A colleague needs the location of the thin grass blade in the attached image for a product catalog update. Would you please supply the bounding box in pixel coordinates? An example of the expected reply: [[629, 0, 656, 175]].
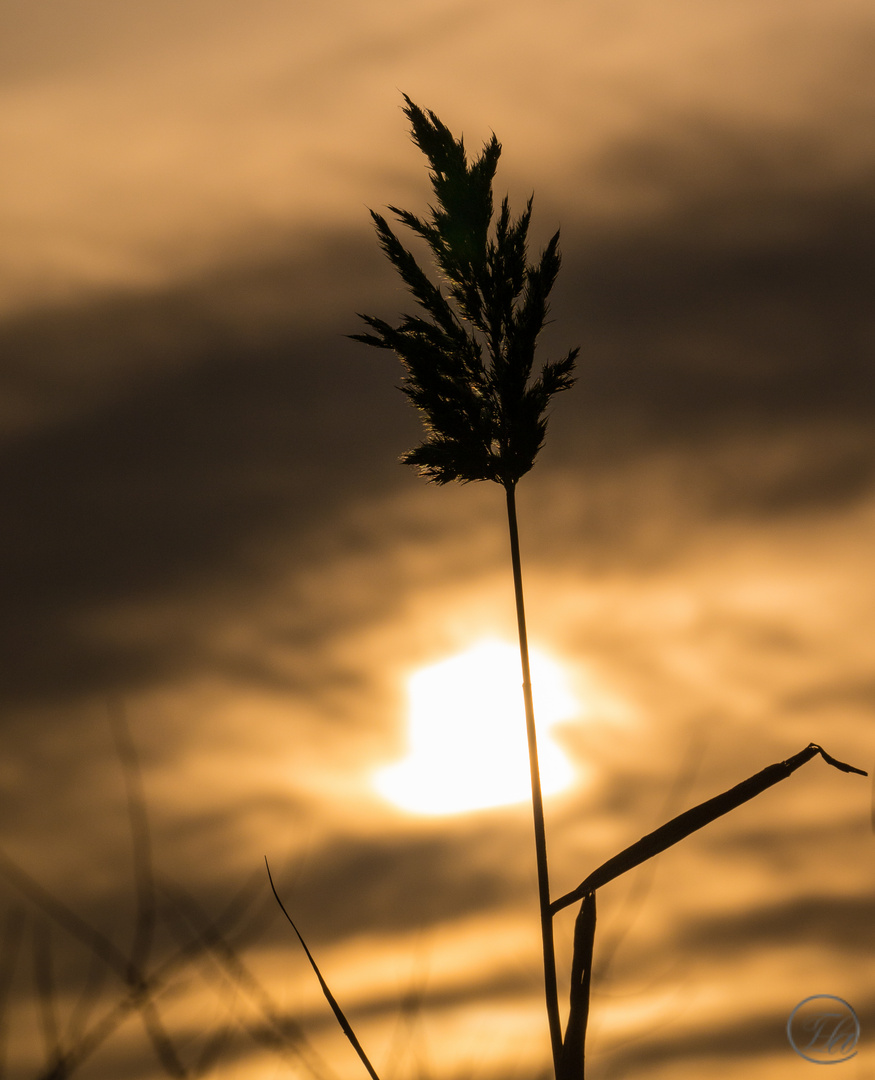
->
[[107, 699, 157, 982], [33, 921, 63, 1074], [552, 744, 867, 914], [265, 859, 382, 1080], [557, 891, 596, 1080]]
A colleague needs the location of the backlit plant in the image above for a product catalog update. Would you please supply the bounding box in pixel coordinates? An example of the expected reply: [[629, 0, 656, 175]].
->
[[273, 96, 869, 1080]]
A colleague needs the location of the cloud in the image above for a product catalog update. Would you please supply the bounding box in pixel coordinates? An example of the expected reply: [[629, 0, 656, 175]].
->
[[2, 0, 872, 316], [2, 8, 874, 1075], [2, 136, 873, 714]]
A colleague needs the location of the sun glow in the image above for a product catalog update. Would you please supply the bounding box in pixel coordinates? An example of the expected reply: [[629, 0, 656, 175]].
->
[[374, 639, 579, 815]]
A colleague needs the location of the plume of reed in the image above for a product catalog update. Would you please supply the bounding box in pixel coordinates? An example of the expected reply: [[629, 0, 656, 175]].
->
[[351, 94, 579, 1070], [351, 95, 577, 489]]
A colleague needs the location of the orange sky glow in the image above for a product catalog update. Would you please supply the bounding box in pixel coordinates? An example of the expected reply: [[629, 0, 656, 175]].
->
[[1, 2, 873, 1079]]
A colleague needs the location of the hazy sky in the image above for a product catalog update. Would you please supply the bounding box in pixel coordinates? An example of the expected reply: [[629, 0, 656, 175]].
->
[[1, 2, 874, 1079]]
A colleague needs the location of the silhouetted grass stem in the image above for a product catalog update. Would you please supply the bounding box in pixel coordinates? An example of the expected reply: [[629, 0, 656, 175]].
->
[[557, 891, 596, 1080], [505, 483, 562, 1071], [266, 859, 382, 1080]]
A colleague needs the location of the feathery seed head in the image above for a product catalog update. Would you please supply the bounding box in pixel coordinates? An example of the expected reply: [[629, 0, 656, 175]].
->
[[351, 95, 579, 488]]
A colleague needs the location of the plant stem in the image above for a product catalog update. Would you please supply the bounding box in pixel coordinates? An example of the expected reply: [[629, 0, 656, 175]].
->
[[558, 891, 596, 1080], [504, 483, 562, 1075]]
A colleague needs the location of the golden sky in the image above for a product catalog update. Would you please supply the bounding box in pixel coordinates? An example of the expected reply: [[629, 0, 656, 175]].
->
[[1, 2, 873, 1079]]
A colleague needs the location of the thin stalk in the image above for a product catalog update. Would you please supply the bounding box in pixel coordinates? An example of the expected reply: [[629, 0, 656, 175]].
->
[[558, 892, 596, 1080], [505, 483, 562, 1074], [266, 860, 382, 1080], [107, 699, 156, 985]]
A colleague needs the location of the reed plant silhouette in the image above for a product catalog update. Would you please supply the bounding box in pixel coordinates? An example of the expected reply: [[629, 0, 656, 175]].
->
[[352, 95, 578, 1070], [4, 99, 864, 1080], [339, 95, 869, 1080]]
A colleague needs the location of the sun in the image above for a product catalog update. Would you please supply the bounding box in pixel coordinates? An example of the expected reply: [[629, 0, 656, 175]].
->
[[374, 638, 579, 815]]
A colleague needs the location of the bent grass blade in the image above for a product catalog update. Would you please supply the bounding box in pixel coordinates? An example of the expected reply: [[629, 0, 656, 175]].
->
[[266, 859, 382, 1080], [552, 743, 867, 915], [555, 744, 868, 1080]]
